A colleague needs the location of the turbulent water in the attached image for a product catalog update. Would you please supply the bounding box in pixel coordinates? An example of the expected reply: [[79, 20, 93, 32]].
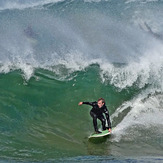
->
[[0, 0, 163, 162]]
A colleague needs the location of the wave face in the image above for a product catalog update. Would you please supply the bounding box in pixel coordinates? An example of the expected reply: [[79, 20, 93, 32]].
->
[[0, 0, 163, 162]]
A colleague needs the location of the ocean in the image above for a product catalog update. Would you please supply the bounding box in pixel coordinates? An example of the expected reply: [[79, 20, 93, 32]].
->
[[0, 0, 163, 162]]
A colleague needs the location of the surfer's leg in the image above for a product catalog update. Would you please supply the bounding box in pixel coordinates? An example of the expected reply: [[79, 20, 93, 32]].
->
[[90, 111, 98, 132], [98, 115, 106, 131]]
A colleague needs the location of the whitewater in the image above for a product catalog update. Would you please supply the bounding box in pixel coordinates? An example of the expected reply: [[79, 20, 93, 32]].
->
[[0, 0, 163, 162]]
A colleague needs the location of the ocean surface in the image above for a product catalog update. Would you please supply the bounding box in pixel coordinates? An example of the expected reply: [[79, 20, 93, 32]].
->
[[0, 0, 163, 162]]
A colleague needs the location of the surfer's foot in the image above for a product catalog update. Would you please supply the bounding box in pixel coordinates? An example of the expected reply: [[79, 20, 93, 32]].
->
[[95, 131, 102, 134]]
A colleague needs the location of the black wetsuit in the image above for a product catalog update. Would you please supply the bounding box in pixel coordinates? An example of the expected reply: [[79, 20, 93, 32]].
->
[[83, 101, 111, 132]]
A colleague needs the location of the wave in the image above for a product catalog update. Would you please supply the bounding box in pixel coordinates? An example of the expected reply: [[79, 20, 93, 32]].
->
[[0, 0, 162, 75], [111, 92, 163, 141], [0, 0, 163, 161], [1, 65, 163, 161], [1, 39, 163, 88]]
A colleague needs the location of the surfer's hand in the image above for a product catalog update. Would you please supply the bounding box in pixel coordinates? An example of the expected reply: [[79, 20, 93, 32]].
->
[[78, 102, 83, 106]]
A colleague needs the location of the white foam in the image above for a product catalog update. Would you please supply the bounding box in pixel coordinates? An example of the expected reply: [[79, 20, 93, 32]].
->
[[111, 90, 163, 142], [0, 60, 35, 81], [99, 39, 163, 91], [0, 0, 65, 11], [17, 61, 35, 81], [0, 62, 13, 74]]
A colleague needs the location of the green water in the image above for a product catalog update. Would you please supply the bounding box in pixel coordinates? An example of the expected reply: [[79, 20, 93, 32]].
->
[[0, 65, 142, 162]]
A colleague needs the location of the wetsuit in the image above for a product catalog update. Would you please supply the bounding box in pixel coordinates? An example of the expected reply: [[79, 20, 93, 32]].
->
[[83, 101, 111, 132]]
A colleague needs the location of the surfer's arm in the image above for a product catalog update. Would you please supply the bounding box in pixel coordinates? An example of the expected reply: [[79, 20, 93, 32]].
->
[[78, 101, 95, 106]]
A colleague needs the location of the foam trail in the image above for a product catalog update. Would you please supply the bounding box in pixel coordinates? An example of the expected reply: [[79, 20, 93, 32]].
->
[[111, 89, 163, 142]]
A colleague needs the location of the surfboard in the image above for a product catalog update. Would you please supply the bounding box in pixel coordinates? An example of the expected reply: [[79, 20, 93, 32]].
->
[[88, 130, 111, 139]]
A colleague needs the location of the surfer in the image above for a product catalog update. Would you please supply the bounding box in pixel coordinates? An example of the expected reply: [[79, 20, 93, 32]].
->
[[78, 98, 111, 134]]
